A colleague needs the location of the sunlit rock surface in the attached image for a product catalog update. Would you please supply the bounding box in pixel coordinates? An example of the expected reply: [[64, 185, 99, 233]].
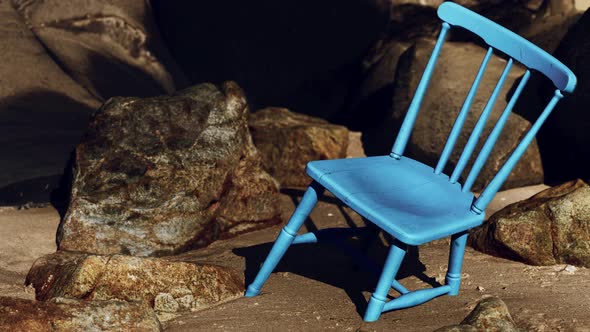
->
[[471, 180, 590, 267], [363, 39, 543, 191], [249, 107, 349, 188], [0, 296, 162, 331], [435, 297, 522, 332], [58, 82, 281, 256], [25, 251, 243, 321]]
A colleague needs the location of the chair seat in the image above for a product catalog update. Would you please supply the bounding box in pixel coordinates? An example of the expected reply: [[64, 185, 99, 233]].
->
[[306, 155, 485, 245]]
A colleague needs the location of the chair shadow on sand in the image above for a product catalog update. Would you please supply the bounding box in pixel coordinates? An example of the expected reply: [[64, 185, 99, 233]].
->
[[233, 188, 442, 318]]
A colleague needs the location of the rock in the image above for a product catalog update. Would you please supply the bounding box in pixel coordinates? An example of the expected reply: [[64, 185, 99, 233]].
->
[[249, 107, 349, 188], [435, 297, 522, 332], [360, 40, 410, 96], [12, 0, 187, 100], [352, 0, 554, 130], [347, 131, 367, 158], [347, 41, 411, 130], [25, 251, 244, 320], [0, 0, 100, 204], [0, 296, 161, 331], [546, 0, 577, 15], [470, 180, 590, 267], [520, 11, 582, 53], [154, 293, 180, 313], [534, 8, 590, 184], [376, 0, 544, 43], [57, 82, 281, 256], [364, 39, 543, 191]]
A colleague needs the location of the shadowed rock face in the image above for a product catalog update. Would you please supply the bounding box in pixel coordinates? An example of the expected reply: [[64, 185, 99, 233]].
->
[[249, 107, 349, 188], [57, 82, 281, 256], [0, 1, 100, 201], [1, 0, 190, 205], [363, 0, 552, 67], [379, 0, 567, 42], [0, 296, 162, 331], [470, 180, 590, 267], [535, 8, 590, 184], [12, 0, 187, 100], [363, 39, 543, 191], [25, 251, 243, 321], [435, 297, 522, 332]]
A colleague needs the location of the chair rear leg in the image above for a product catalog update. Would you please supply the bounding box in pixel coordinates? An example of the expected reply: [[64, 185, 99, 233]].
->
[[446, 231, 468, 296], [364, 240, 407, 322], [245, 181, 324, 297]]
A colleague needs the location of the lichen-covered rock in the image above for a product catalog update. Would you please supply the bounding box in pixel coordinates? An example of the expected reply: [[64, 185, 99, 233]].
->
[[249, 107, 349, 188], [364, 39, 543, 191], [0, 0, 100, 203], [25, 251, 244, 321], [0, 296, 162, 331], [435, 297, 522, 332], [57, 82, 281, 256], [12, 0, 187, 100], [470, 180, 590, 267]]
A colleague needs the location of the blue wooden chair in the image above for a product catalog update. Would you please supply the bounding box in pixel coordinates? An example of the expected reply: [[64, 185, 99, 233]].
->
[[245, 2, 577, 322]]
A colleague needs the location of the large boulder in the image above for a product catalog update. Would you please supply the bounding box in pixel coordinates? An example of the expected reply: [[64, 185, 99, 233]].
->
[[11, 0, 187, 100], [0, 296, 161, 331], [519, 10, 582, 53], [0, 0, 100, 204], [435, 297, 522, 332], [470, 180, 590, 267], [25, 251, 243, 320], [363, 39, 543, 191], [349, 0, 574, 130], [371, 0, 549, 47], [57, 82, 282, 256], [249, 107, 349, 188], [346, 41, 411, 130]]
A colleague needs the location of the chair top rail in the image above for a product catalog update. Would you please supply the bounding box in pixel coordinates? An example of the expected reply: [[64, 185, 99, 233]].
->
[[437, 2, 576, 93]]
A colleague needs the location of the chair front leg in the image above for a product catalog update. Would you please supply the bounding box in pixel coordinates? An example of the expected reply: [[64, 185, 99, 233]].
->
[[245, 181, 324, 297], [364, 240, 407, 322], [446, 231, 468, 296]]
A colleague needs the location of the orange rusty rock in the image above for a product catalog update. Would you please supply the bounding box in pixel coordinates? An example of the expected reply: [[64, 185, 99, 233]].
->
[[26, 251, 244, 320], [0, 296, 161, 331]]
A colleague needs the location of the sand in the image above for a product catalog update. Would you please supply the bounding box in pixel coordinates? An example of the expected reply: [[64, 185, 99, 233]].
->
[[1, 185, 589, 331]]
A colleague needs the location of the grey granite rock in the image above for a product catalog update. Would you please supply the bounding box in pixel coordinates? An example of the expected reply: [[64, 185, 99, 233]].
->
[[57, 82, 281, 256]]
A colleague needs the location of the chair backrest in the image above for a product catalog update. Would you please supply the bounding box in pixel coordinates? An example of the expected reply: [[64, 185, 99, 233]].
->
[[389, 2, 577, 214]]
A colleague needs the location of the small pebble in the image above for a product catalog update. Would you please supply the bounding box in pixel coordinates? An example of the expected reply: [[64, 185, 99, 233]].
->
[[564, 265, 577, 274]]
